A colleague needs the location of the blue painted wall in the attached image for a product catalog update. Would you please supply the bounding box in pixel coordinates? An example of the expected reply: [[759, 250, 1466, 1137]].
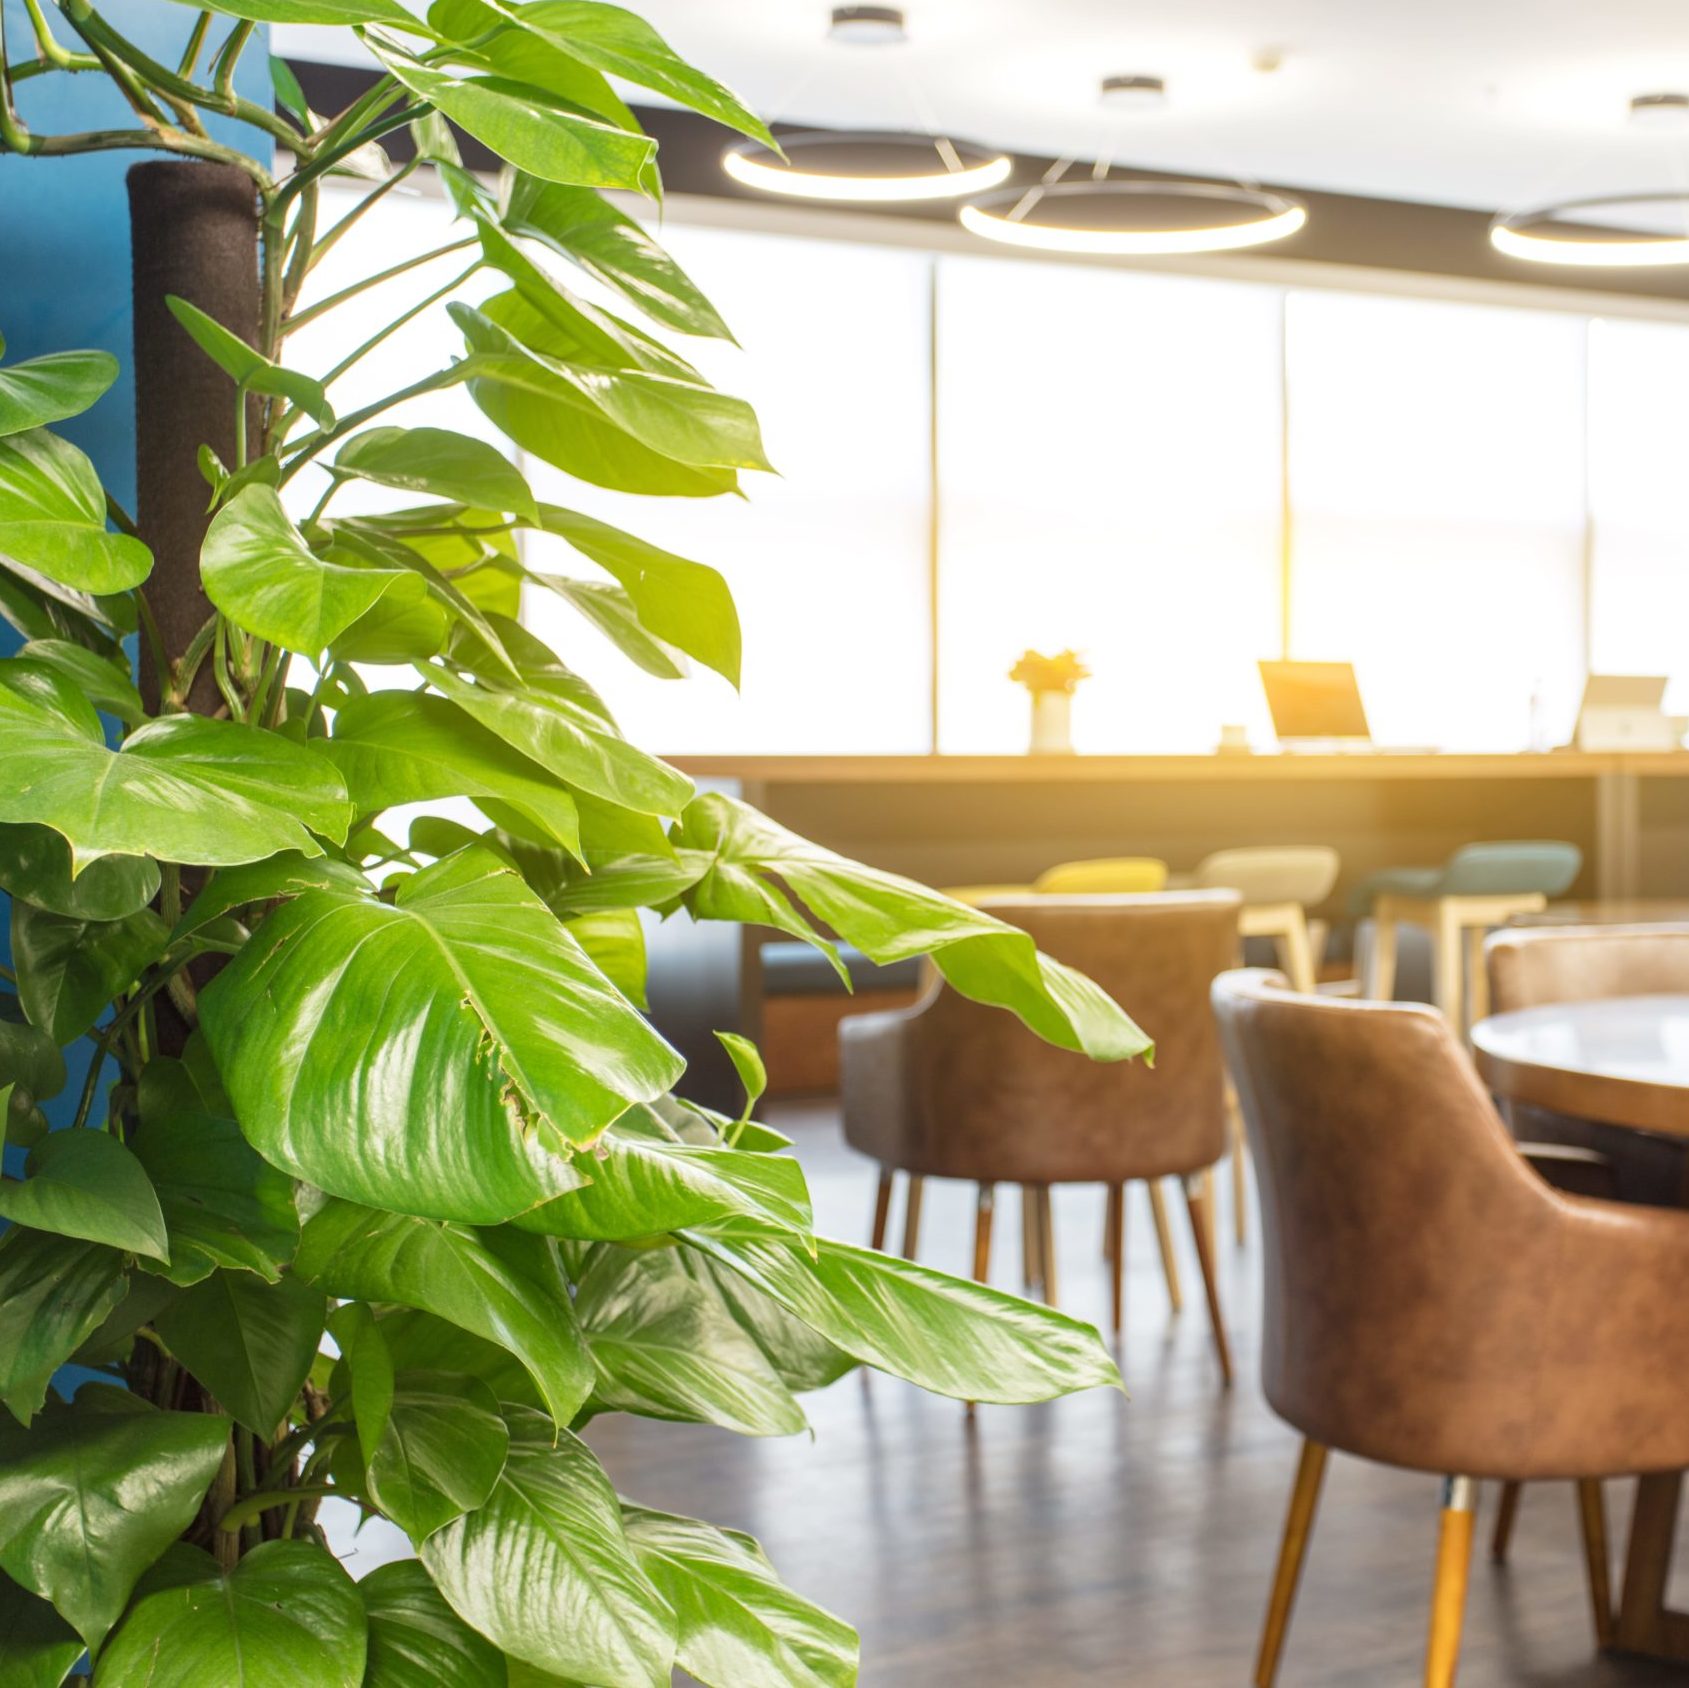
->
[[0, 8, 268, 1148]]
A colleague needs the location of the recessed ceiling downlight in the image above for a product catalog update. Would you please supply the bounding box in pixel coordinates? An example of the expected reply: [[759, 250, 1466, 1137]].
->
[[1490, 193, 1689, 268], [829, 5, 906, 44], [959, 179, 1308, 256], [723, 130, 1013, 203], [1100, 74, 1167, 111], [1630, 92, 1689, 129]]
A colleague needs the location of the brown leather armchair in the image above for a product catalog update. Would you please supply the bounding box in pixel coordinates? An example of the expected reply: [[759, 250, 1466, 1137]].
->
[[1213, 968, 1689, 1686], [841, 891, 1241, 1382]]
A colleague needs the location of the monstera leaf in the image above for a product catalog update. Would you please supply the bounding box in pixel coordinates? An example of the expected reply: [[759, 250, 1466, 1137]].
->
[[201, 847, 679, 1220]]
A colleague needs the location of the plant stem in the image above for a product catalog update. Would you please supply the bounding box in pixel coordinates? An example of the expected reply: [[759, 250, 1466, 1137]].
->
[[277, 365, 471, 483], [105, 490, 139, 536], [20, 0, 82, 68], [319, 261, 478, 387], [176, 10, 212, 78], [285, 236, 477, 332], [211, 18, 253, 106], [273, 100, 418, 211], [304, 159, 415, 276], [220, 1486, 335, 1536]]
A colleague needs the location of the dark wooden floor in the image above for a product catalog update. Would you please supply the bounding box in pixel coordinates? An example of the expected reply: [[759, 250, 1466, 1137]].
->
[[586, 1102, 1689, 1686]]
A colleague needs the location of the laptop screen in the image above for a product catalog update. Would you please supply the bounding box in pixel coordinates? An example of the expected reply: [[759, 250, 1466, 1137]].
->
[[1258, 660, 1372, 741]]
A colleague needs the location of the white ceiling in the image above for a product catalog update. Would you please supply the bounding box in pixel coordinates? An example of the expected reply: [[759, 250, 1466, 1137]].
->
[[278, 0, 1689, 215]]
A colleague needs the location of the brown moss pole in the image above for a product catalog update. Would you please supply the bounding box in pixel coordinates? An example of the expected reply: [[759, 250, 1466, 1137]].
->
[[126, 160, 260, 717]]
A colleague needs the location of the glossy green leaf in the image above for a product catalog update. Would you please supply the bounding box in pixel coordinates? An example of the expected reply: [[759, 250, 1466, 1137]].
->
[[375, 1309, 544, 1412], [0, 429, 151, 594], [0, 1231, 127, 1424], [0, 1130, 168, 1262], [0, 1397, 229, 1649], [165, 297, 335, 428], [202, 486, 400, 654], [333, 427, 537, 519], [270, 52, 310, 123], [545, 577, 685, 678], [327, 692, 580, 855], [93, 1540, 365, 1687], [365, 1370, 510, 1541], [13, 901, 167, 1043], [0, 1568, 84, 1688], [623, 1506, 856, 1688], [504, 1, 772, 146], [532, 505, 740, 686], [688, 1231, 1122, 1405], [517, 1113, 811, 1242], [70, 1271, 179, 1369], [0, 350, 117, 439], [715, 1032, 766, 1124], [575, 1244, 805, 1437], [678, 794, 1152, 1061], [201, 847, 675, 1218], [0, 823, 157, 921], [360, 1558, 506, 1688], [170, 851, 368, 942], [153, 1270, 325, 1435], [0, 1007, 66, 1104], [131, 1058, 299, 1287], [425, 662, 691, 819], [563, 905, 646, 1006], [452, 304, 737, 497], [455, 301, 768, 476], [15, 638, 144, 727], [294, 1200, 593, 1425], [0, 659, 351, 869], [689, 1252, 856, 1394], [365, 36, 657, 190], [420, 1410, 674, 1687], [502, 175, 733, 339], [185, 0, 416, 22]]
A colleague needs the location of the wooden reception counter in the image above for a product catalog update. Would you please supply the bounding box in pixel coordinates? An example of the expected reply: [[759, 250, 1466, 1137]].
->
[[668, 751, 1689, 908]]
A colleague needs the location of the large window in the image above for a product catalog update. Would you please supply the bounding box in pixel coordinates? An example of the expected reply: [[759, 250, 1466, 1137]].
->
[[286, 184, 1689, 756], [1285, 293, 1588, 750], [934, 256, 1282, 753], [1588, 317, 1689, 713]]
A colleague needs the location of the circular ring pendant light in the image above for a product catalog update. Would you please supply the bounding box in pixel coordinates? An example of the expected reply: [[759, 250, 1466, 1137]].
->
[[1490, 192, 1689, 269], [960, 177, 1308, 256], [724, 130, 1012, 203], [720, 7, 1013, 206]]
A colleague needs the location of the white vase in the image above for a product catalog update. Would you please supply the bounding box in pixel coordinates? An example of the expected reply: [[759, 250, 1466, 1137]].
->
[[1028, 689, 1074, 754]]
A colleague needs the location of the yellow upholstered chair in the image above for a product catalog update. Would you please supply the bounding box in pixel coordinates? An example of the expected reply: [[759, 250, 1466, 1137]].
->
[[1033, 857, 1169, 895]]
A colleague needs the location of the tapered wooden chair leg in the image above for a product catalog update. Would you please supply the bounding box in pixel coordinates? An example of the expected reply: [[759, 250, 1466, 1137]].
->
[[1576, 1479, 1615, 1650], [966, 1184, 997, 1420], [1254, 1440, 1329, 1688], [901, 1175, 924, 1261], [1425, 1477, 1477, 1688], [1021, 1184, 1043, 1298], [1489, 1481, 1520, 1563], [870, 1169, 894, 1251], [1147, 1181, 1183, 1313], [972, 1183, 995, 1284], [1185, 1175, 1232, 1386], [1104, 1182, 1125, 1335], [1037, 1185, 1059, 1306]]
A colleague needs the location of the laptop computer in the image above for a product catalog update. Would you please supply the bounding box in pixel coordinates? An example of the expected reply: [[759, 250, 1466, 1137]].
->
[[1258, 660, 1372, 748]]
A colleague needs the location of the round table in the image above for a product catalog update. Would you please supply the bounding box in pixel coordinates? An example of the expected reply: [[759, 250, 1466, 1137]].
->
[[1471, 993, 1689, 1140], [1472, 993, 1689, 1661]]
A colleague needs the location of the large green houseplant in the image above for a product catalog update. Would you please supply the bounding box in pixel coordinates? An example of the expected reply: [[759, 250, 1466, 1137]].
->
[[0, 3, 1150, 1682]]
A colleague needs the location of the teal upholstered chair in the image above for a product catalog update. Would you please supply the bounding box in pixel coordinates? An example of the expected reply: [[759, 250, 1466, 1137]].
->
[[1355, 842, 1582, 1032]]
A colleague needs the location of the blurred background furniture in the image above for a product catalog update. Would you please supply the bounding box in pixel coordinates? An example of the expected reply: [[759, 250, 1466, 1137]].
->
[[1355, 841, 1582, 1030], [840, 891, 1240, 1379], [1215, 970, 1689, 1685], [1032, 857, 1169, 894], [1471, 979, 1689, 1663]]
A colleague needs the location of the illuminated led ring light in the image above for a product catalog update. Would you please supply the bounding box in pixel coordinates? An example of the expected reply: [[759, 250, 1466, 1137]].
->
[[722, 130, 1013, 204], [959, 179, 1309, 256], [1491, 193, 1689, 268]]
